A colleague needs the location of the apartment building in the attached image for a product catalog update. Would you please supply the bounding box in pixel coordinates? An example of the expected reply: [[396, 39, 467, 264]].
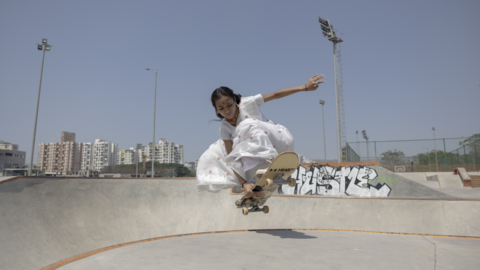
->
[[80, 139, 118, 173], [37, 132, 82, 175], [0, 141, 26, 170], [117, 149, 135, 165], [144, 138, 184, 164], [80, 142, 93, 172]]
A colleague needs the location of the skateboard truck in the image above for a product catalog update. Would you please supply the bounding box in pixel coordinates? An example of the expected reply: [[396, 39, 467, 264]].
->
[[238, 173, 296, 216], [242, 205, 269, 215], [236, 152, 299, 216]]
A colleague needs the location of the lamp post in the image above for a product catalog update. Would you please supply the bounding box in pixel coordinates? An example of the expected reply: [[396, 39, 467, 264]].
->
[[432, 127, 438, 172], [356, 130, 361, 161], [29, 39, 52, 176], [135, 143, 142, 178], [422, 147, 432, 172], [362, 130, 369, 160], [319, 100, 327, 161], [318, 16, 345, 162], [146, 68, 157, 178]]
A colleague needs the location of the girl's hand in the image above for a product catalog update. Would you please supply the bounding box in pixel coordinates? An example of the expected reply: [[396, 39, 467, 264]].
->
[[306, 74, 325, 91]]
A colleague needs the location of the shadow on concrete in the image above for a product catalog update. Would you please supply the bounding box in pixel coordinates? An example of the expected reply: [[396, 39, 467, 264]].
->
[[255, 230, 317, 239]]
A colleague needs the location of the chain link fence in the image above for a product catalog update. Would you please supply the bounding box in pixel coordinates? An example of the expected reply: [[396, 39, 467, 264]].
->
[[346, 137, 479, 172]]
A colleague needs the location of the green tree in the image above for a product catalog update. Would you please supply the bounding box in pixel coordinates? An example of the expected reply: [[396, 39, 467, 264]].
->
[[459, 133, 480, 157], [459, 133, 480, 146], [381, 149, 405, 166]]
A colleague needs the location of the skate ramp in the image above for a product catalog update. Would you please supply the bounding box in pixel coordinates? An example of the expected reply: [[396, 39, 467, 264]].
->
[[371, 165, 456, 198], [426, 172, 464, 189], [1, 177, 480, 270]]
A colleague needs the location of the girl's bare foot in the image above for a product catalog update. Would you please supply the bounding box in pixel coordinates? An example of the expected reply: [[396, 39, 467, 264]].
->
[[243, 182, 255, 197]]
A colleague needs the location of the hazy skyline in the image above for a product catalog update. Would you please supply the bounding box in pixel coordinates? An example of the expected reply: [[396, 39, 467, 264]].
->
[[1, 0, 479, 163]]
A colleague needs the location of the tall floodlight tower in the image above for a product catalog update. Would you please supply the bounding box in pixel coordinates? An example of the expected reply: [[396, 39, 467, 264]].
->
[[318, 16, 346, 162]]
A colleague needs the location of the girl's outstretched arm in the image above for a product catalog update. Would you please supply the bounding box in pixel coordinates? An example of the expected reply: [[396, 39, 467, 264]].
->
[[262, 74, 325, 103]]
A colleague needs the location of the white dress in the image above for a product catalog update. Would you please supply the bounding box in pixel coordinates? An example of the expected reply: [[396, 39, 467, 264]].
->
[[196, 94, 294, 192]]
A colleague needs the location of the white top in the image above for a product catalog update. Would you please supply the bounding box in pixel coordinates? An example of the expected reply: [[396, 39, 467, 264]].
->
[[219, 94, 269, 140]]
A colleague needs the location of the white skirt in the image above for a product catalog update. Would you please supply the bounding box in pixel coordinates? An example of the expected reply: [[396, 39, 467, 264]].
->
[[197, 118, 294, 192]]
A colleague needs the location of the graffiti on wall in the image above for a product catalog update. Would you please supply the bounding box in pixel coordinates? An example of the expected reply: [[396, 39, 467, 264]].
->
[[279, 165, 393, 197]]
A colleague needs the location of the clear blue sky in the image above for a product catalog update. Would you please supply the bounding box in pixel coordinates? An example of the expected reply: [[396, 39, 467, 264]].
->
[[1, 0, 479, 163]]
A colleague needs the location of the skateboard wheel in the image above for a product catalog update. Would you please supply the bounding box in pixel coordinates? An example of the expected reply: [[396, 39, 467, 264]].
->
[[288, 178, 296, 187], [256, 169, 267, 179], [242, 207, 249, 215], [235, 199, 242, 207], [265, 179, 273, 188], [263, 206, 269, 214]]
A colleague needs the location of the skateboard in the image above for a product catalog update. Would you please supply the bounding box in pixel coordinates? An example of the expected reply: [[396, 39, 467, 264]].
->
[[235, 151, 299, 215]]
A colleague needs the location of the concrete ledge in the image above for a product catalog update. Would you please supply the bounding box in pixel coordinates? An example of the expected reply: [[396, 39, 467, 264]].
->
[[1, 178, 480, 270]]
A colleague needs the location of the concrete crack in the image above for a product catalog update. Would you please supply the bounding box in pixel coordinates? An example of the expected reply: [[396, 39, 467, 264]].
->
[[441, 201, 448, 230], [423, 236, 437, 270]]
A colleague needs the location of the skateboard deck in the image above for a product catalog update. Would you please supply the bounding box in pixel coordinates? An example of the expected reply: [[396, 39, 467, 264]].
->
[[236, 151, 299, 215]]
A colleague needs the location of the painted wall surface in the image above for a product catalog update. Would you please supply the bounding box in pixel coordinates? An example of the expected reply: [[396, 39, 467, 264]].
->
[[279, 165, 397, 197]]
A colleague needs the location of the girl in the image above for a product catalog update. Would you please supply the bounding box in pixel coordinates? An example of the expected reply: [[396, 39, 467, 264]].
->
[[197, 74, 325, 196]]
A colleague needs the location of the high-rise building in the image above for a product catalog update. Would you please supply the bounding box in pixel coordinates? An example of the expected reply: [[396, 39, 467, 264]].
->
[[117, 149, 135, 165], [144, 138, 184, 164], [80, 139, 117, 173], [80, 142, 93, 172], [37, 132, 82, 175]]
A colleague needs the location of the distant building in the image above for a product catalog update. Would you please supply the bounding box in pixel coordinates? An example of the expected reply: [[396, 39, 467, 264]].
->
[[298, 154, 315, 164], [117, 149, 135, 165], [0, 141, 26, 170], [37, 132, 82, 175], [184, 162, 195, 170], [80, 139, 118, 173], [80, 142, 94, 172], [195, 158, 199, 171], [144, 138, 184, 164]]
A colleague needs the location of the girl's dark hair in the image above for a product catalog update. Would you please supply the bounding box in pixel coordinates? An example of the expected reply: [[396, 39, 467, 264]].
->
[[211, 86, 242, 120]]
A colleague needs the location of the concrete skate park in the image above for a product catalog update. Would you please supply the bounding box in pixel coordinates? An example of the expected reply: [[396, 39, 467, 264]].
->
[[1, 163, 480, 270]]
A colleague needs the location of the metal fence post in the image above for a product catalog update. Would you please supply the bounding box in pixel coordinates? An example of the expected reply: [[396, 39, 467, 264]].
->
[[464, 146, 468, 169], [374, 141, 377, 161], [457, 149, 460, 166], [346, 143, 350, 162], [443, 138, 447, 172], [475, 142, 478, 171]]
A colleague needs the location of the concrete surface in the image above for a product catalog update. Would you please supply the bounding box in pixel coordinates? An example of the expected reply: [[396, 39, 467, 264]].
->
[[396, 172, 427, 182], [0, 176, 17, 182], [370, 166, 455, 198], [397, 172, 441, 189], [58, 230, 480, 270], [1, 177, 480, 270]]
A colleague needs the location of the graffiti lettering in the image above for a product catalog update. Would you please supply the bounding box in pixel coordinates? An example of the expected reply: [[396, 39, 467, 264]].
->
[[279, 165, 392, 197]]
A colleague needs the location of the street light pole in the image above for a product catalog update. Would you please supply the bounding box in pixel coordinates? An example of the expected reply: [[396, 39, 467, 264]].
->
[[135, 149, 138, 178], [422, 147, 431, 172], [319, 100, 327, 161], [432, 127, 438, 172], [356, 130, 361, 160], [318, 16, 345, 162], [29, 39, 52, 176], [146, 68, 157, 178], [362, 130, 369, 161]]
